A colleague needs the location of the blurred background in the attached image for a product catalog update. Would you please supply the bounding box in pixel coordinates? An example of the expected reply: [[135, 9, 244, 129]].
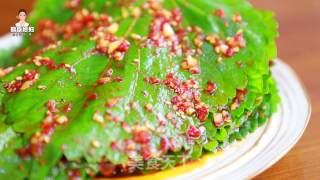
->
[[0, 0, 319, 179]]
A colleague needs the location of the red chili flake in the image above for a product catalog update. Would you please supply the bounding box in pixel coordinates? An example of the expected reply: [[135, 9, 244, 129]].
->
[[269, 60, 275, 66], [97, 77, 111, 85], [48, 63, 59, 70], [4, 69, 40, 93], [23, 70, 38, 80], [64, 0, 81, 9], [116, 41, 130, 52], [163, 73, 180, 92], [46, 100, 57, 113], [4, 81, 22, 93], [171, 119, 177, 127], [83, 14, 95, 26], [235, 88, 248, 101], [62, 103, 73, 113], [99, 14, 110, 24], [32, 20, 59, 46], [94, 25, 130, 61], [237, 88, 248, 96], [37, 57, 51, 65], [205, 80, 217, 95], [176, 102, 189, 112], [208, 31, 245, 58], [231, 88, 248, 110], [140, 145, 152, 160], [112, 76, 123, 82], [105, 98, 119, 108], [160, 137, 170, 153], [162, 73, 211, 122], [171, 8, 183, 25], [41, 122, 56, 135], [195, 106, 209, 121], [88, 93, 98, 100], [92, 82, 98, 88], [79, 34, 86, 39], [96, 42, 108, 54], [215, 9, 225, 19], [225, 48, 235, 57], [105, 68, 113, 77], [58, 47, 72, 54], [39, 58, 52, 66], [112, 115, 121, 122], [57, 63, 65, 69], [99, 162, 115, 177], [29, 143, 44, 157], [144, 76, 161, 85], [83, 101, 89, 108], [189, 67, 201, 74], [35, 57, 74, 73], [146, 7, 182, 54], [16, 147, 31, 159], [12, 81, 22, 89], [110, 141, 118, 150], [64, 20, 84, 40], [121, 121, 129, 130], [234, 32, 246, 48], [133, 130, 151, 144], [67, 169, 81, 180], [232, 14, 242, 23], [187, 125, 201, 138], [159, 119, 167, 126]]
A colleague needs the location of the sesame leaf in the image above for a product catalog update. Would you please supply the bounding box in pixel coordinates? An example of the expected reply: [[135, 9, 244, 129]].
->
[[0, 0, 279, 178]]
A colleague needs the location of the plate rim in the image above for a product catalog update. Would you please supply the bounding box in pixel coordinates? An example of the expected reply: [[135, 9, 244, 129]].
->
[[248, 60, 312, 178]]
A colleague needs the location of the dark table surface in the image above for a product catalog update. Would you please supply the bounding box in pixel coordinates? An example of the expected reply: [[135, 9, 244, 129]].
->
[[0, 0, 319, 179]]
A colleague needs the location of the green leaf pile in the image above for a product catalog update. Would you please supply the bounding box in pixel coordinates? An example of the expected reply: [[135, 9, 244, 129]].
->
[[0, 0, 280, 179]]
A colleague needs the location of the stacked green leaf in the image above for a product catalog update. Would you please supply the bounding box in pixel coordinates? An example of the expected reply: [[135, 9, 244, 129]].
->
[[0, 0, 279, 179]]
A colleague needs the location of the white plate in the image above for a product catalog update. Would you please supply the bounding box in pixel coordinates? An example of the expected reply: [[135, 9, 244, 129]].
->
[[0, 35, 311, 180]]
